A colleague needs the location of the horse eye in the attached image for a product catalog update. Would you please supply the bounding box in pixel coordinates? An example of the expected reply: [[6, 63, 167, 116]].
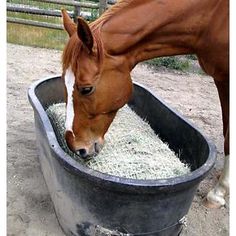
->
[[78, 86, 95, 96]]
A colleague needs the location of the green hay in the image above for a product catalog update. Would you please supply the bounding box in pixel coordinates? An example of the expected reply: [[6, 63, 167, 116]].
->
[[46, 103, 190, 179]]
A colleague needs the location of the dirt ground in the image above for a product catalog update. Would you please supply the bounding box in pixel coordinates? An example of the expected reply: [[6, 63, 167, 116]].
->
[[7, 43, 229, 236]]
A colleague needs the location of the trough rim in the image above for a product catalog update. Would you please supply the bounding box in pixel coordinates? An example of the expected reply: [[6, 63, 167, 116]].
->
[[28, 75, 216, 193]]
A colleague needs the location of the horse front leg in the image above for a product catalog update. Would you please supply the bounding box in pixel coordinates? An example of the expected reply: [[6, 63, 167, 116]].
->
[[205, 79, 229, 208], [205, 152, 229, 208]]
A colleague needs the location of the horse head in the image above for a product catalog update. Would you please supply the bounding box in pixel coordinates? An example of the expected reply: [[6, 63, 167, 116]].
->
[[61, 9, 133, 159]]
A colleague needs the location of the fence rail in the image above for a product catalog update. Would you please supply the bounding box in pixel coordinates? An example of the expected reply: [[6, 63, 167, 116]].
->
[[7, 16, 63, 30], [31, 0, 99, 9], [7, 0, 116, 30], [7, 4, 68, 18]]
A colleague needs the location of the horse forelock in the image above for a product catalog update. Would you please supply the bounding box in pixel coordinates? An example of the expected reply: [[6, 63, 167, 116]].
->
[[62, 28, 104, 74], [62, 35, 81, 73]]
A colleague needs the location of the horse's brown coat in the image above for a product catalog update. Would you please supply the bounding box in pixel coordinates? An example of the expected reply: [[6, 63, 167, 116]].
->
[[61, 0, 229, 207]]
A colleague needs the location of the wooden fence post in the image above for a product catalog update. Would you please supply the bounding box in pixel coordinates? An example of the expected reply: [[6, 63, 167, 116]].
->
[[74, 1, 81, 22], [99, 0, 107, 16]]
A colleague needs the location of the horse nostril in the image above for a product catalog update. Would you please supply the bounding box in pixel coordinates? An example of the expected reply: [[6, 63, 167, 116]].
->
[[77, 148, 88, 159], [94, 142, 100, 153]]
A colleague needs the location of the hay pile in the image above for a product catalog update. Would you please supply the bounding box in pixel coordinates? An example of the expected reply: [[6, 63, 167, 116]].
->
[[46, 103, 190, 179]]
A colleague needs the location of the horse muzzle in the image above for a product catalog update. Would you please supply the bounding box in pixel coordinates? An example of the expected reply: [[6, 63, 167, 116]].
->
[[76, 141, 103, 159], [65, 130, 104, 159]]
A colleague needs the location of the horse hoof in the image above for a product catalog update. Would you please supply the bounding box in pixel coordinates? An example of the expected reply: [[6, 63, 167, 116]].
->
[[203, 189, 226, 209], [203, 198, 224, 209]]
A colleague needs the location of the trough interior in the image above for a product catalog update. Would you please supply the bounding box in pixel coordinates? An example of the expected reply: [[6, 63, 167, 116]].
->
[[35, 76, 209, 171]]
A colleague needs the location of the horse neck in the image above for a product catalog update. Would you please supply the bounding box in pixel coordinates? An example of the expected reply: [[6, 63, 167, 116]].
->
[[97, 0, 218, 69]]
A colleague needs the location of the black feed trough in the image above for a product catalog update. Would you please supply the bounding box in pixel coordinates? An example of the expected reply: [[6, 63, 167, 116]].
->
[[28, 76, 216, 236]]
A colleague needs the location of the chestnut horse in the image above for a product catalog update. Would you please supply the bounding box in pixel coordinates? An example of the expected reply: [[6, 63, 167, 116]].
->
[[61, 0, 229, 208]]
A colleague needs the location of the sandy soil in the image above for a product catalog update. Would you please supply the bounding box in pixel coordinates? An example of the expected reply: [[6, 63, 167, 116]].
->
[[7, 43, 229, 236]]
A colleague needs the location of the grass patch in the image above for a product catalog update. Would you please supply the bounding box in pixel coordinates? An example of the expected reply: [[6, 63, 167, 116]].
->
[[7, 22, 68, 50], [145, 55, 205, 74], [145, 56, 190, 71]]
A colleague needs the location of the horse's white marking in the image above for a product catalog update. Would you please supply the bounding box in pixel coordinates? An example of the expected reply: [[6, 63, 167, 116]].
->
[[64, 67, 75, 136], [206, 155, 229, 207]]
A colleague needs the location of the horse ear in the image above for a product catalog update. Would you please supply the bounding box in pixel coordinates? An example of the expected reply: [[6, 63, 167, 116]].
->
[[77, 17, 94, 53], [61, 9, 76, 37]]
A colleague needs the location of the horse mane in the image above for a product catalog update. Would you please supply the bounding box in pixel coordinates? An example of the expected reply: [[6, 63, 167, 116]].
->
[[62, 0, 132, 72], [90, 0, 133, 29]]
